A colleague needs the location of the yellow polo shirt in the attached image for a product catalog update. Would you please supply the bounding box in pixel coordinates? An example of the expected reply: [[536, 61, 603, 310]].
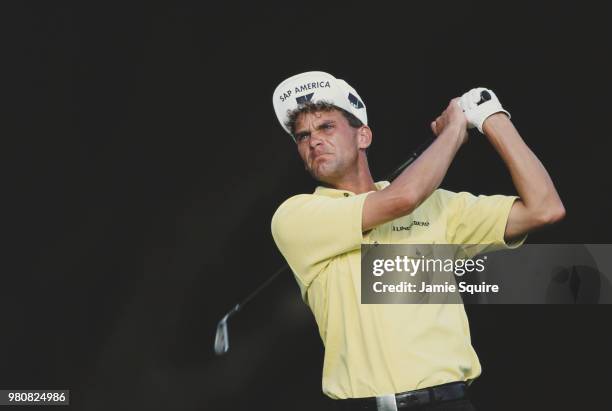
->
[[271, 181, 525, 399]]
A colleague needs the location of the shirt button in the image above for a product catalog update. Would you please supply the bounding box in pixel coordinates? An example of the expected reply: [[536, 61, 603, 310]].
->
[[343, 193, 349, 197]]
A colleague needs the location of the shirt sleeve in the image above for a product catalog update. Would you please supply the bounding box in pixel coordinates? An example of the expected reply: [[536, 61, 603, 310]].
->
[[436, 189, 527, 257], [271, 192, 370, 290]]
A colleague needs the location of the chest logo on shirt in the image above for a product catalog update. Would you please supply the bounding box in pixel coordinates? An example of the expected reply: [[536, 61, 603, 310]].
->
[[392, 220, 430, 231]]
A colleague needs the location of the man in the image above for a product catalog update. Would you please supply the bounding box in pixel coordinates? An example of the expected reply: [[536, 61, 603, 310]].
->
[[270, 71, 564, 410]]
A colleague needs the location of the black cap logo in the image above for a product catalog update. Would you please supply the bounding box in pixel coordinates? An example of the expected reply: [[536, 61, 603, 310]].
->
[[348, 93, 364, 109], [296, 93, 314, 105]]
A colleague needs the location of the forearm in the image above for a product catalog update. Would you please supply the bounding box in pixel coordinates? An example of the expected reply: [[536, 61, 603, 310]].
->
[[387, 125, 464, 207], [483, 114, 565, 220], [362, 125, 464, 231], [362, 97, 468, 232]]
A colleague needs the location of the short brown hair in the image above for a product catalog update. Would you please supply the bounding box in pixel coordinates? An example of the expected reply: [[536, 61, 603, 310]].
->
[[284, 101, 364, 138]]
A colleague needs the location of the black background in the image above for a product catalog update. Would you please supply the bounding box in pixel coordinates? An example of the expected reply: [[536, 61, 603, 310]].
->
[[3, 1, 612, 410]]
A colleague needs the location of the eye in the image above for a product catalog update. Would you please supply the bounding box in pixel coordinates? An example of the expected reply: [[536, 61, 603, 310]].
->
[[295, 133, 309, 142]]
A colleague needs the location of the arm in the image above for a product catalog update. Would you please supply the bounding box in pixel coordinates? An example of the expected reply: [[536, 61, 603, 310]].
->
[[482, 114, 565, 242], [362, 98, 467, 231]]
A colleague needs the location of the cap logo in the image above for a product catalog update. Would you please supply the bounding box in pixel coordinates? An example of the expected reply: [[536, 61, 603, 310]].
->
[[294, 80, 330, 94], [296, 93, 314, 105], [274, 72, 367, 136], [278, 80, 330, 103], [348, 93, 364, 109]]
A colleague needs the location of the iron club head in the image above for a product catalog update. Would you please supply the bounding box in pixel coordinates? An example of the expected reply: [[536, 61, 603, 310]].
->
[[214, 313, 230, 355]]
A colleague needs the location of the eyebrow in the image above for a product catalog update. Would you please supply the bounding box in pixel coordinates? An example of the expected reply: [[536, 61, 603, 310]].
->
[[294, 120, 336, 140]]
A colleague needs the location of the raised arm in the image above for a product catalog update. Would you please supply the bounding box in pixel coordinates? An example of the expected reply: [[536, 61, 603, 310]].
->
[[482, 114, 565, 242], [362, 98, 467, 232], [458, 87, 565, 242]]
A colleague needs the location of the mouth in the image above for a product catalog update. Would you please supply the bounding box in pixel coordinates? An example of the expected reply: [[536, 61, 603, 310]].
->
[[312, 152, 332, 161], [310, 154, 330, 168], [308, 154, 329, 172]]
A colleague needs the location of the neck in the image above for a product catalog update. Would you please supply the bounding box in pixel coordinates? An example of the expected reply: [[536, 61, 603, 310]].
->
[[326, 155, 377, 194]]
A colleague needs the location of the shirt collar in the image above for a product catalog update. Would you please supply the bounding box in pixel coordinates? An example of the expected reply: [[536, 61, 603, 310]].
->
[[313, 181, 390, 198]]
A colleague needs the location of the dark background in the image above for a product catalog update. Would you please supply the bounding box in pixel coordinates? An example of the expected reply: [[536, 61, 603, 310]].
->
[[3, 1, 612, 410]]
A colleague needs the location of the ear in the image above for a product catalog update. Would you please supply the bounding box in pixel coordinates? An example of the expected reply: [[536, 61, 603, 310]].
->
[[357, 126, 372, 150]]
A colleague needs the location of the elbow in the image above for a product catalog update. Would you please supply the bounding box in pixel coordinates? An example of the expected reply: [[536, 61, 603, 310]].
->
[[553, 203, 567, 223], [395, 189, 420, 216], [536, 201, 566, 226], [385, 189, 419, 219]]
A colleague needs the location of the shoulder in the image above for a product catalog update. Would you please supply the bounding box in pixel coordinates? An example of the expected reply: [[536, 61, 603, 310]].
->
[[417, 188, 469, 211], [272, 190, 368, 222], [409, 189, 490, 222], [431, 189, 519, 224], [431, 188, 494, 209], [430, 188, 472, 202], [270, 193, 321, 238], [271, 191, 368, 244], [272, 194, 317, 223]]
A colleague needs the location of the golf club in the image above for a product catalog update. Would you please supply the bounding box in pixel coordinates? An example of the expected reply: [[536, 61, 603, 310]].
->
[[213, 136, 434, 355], [213, 90, 491, 355]]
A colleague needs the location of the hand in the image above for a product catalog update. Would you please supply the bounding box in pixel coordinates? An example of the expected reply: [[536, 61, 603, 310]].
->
[[431, 98, 469, 145], [459, 87, 511, 133]]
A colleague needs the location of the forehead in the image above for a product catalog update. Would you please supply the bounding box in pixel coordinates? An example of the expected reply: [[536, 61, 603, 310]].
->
[[295, 109, 345, 131]]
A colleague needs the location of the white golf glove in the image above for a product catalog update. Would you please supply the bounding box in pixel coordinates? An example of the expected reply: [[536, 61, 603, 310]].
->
[[458, 87, 510, 133]]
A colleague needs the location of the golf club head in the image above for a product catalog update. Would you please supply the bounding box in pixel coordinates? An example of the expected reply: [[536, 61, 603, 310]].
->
[[214, 314, 230, 355]]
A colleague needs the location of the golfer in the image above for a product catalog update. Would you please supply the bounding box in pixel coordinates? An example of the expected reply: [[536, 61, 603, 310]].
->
[[271, 71, 564, 410]]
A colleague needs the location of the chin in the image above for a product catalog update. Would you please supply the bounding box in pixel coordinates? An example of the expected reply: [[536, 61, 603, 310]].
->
[[311, 168, 340, 186], [307, 157, 343, 183]]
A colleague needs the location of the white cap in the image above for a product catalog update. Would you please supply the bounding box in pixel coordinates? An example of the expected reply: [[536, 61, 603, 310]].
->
[[272, 71, 368, 139]]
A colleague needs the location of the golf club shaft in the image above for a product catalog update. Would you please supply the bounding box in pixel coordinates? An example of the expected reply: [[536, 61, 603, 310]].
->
[[216, 91, 489, 329], [217, 136, 437, 322]]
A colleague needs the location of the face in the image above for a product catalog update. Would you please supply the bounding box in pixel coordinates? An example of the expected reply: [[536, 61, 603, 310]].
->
[[294, 110, 362, 184]]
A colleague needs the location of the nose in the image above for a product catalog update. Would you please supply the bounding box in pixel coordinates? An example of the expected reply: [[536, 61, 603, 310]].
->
[[309, 129, 324, 149]]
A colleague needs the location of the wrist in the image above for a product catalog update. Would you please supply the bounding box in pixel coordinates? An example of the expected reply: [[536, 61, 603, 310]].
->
[[482, 112, 511, 135], [442, 123, 466, 144]]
